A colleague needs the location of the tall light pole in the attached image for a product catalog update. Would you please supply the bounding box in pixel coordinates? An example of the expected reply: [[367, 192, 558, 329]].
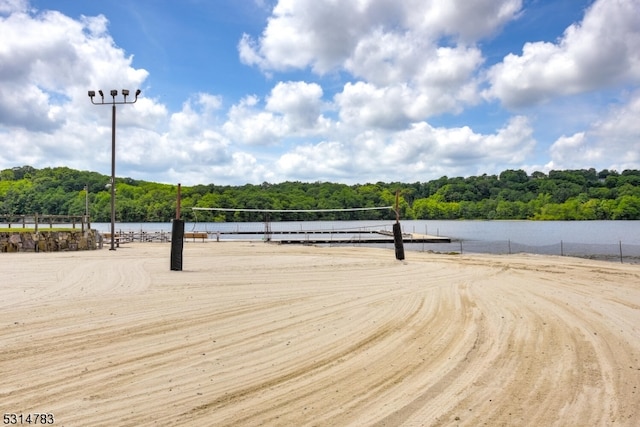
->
[[84, 184, 90, 231], [88, 89, 141, 250]]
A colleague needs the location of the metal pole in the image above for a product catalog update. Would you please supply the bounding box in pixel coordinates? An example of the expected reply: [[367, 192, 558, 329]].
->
[[110, 104, 116, 251], [88, 89, 139, 251], [176, 183, 182, 220], [619, 241, 623, 264], [84, 184, 89, 232]]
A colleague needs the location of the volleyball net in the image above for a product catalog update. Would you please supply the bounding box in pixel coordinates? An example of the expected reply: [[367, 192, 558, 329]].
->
[[190, 206, 397, 238], [191, 206, 394, 213]]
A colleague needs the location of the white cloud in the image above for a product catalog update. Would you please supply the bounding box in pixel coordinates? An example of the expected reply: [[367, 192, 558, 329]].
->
[[0, 8, 148, 133], [239, 0, 366, 73], [265, 81, 325, 129], [239, 0, 520, 74], [594, 91, 640, 141], [345, 33, 484, 116], [548, 90, 640, 171], [239, 0, 502, 122], [0, 5, 241, 183], [276, 140, 351, 181], [335, 58, 483, 131], [0, 0, 28, 14], [162, 151, 271, 186], [222, 81, 331, 145], [486, 0, 640, 108], [548, 132, 598, 169], [1, 1, 639, 186], [406, 0, 523, 42], [112, 95, 232, 178], [386, 115, 535, 172], [336, 82, 413, 129], [272, 116, 536, 183], [222, 95, 286, 146], [169, 94, 221, 137]]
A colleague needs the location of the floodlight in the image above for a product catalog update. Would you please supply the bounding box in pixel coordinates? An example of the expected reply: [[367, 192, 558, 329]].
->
[[122, 89, 130, 96], [110, 90, 118, 97], [88, 90, 95, 98], [135, 89, 141, 97], [98, 90, 104, 97]]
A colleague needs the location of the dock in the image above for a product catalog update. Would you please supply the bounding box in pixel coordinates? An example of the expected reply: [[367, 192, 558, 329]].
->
[[100, 229, 451, 245], [271, 231, 450, 245]]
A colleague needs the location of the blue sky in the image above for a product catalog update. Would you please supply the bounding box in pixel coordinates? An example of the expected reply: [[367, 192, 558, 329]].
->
[[1, 0, 639, 185]]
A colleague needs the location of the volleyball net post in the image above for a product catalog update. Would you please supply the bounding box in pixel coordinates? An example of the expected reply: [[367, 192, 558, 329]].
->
[[170, 183, 185, 271], [393, 190, 405, 261]]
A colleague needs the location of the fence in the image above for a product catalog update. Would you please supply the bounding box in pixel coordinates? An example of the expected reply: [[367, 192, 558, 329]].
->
[[105, 230, 172, 244], [0, 214, 90, 232], [406, 239, 640, 264]]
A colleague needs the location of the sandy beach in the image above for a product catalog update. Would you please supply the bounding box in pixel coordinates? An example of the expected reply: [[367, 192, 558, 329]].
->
[[1, 242, 639, 426]]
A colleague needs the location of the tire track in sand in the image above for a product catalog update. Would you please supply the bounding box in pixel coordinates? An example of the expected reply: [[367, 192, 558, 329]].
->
[[1, 244, 638, 426]]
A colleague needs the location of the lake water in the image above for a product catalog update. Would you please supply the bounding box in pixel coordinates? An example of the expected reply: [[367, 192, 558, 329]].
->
[[89, 219, 640, 243], [87, 220, 640, 262]]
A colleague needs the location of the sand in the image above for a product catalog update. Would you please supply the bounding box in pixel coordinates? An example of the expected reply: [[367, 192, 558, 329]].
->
[[1, 242, 639, 426]]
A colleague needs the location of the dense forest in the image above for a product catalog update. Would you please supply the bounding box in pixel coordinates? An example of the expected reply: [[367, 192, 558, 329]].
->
[[1, 166, 640, 222]]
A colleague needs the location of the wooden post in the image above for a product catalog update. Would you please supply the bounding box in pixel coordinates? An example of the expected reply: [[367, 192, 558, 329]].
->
[[176, 183, 181, 220], [619, 241, 623, 264]]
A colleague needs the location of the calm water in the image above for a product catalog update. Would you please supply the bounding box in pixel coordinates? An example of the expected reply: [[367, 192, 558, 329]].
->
[[90, 220, 640, 244], [4, 219, 638, 260]]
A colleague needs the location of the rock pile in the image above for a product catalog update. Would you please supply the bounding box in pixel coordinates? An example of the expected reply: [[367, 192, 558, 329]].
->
[[0, 230, 99, 252]]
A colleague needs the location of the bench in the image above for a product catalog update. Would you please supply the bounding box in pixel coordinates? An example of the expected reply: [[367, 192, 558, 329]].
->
[[184, 232, 208, 242], [102, 233, 121, 247]]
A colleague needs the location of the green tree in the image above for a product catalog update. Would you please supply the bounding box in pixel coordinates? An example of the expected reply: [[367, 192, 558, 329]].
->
[[2, 165, 640, 221], [612, 195, 640, 219]]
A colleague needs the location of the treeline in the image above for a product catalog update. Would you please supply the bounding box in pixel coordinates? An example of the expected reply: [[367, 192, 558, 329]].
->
[[1, 166, 640, 222]]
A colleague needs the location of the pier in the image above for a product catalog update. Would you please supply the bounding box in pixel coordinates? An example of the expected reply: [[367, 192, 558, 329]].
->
[[206, 229, 449, 244], [99, 229, 450, 245], [272, 231, 450, 245]]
